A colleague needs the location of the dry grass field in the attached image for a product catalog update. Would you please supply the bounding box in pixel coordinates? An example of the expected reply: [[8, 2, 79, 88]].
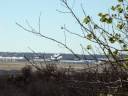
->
[[0, 61, 127, 96], [0, 61, 107, 73], [0, 63, 26, 70], [0, 62, 85, 70]]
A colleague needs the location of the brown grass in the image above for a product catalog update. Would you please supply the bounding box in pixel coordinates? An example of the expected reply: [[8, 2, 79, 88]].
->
[[0, 62, 127, 96]]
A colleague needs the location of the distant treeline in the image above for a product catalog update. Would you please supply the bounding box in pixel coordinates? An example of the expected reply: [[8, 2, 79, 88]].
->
[[0, 52, 108, 60]]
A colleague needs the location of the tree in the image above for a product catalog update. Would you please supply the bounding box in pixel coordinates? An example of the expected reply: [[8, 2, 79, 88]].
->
[[16, 0, 128, 71], [16, 0, 128, 95], [59, 0, 128, 72]]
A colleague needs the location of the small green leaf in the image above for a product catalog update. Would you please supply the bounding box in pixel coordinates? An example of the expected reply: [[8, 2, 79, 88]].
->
[[106, 17, 113, 24], [118, 39, 124, 43], [118, 7, 123, 13], [94, 24, 98, 29], [126, 6, 128, 10], [109, 37, 116, 43], [98, 13, 103, 17], [116, 4, 123, 13], [113, 50, 118, 56], [100, 17, 106, 22], [83, 16, 91, 24], [118, 0, 123, 2], [125, 14, 128, 19], [111, 6, 116, 11], [115, 33, 121, 40], [123, 44, 127, 48], [123, 44, 128, 51], [87, 45, 92, 50], [117, 22, 125, 29], [87, 34, 93, 40], [99, 13, 112, 24]]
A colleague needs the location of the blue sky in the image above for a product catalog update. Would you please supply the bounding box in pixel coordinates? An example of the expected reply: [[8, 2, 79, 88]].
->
[[0, 0, 116, 53]]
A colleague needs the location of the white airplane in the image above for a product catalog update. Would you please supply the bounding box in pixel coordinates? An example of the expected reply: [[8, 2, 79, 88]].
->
[[50, 54, 62, 61]]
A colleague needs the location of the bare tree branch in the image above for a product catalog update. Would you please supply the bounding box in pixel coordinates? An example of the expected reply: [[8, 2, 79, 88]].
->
[[16, 22, 81, 60]]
